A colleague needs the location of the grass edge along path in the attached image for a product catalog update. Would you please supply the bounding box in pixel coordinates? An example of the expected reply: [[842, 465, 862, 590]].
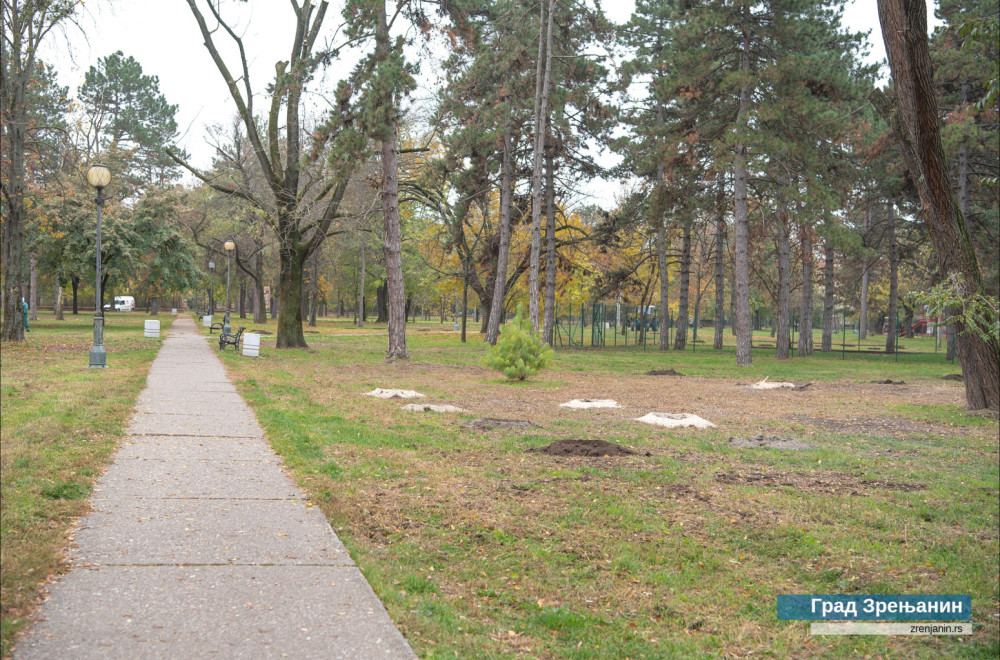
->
[[0, 312, 167, 658]]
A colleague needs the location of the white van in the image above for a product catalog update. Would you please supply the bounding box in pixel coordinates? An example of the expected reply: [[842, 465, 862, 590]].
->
[[107, 296, 136, 312]]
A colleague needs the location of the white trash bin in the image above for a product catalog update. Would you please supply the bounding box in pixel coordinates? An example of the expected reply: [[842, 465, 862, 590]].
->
[[203, 314, 212, 327], [144, 319, 160, 338], [171, 308, 177, 316], [242, 333, 261, 357]]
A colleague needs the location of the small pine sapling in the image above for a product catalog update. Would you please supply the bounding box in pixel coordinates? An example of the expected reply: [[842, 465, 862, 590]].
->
[[484, 304, 554, 380]]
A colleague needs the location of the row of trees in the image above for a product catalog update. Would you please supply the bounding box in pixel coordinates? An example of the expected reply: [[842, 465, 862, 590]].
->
[[3, 0, 997, 406]]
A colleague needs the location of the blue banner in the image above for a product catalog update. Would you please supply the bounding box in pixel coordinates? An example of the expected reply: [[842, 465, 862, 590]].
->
[[777, 595, 972, 621]]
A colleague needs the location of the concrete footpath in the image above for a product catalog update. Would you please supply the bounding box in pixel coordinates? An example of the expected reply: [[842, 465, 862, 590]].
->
[[15, 316, 414, 659]]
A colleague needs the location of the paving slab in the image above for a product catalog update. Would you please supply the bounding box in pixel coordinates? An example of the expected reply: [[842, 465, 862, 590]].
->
[[15, 566, 412, 660], [71, 481, 352, 568], [142, 372, 237, 391], [127, 412, 264, 438], [133, 399, 248, 415], [115, 435, 277, 462], [14, 316, 414, 659], [136, 390, 247, 407], [93, 456, 302, 500]]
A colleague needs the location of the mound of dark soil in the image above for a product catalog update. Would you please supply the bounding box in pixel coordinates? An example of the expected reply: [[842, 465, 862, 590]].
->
[[728, 435, 814, 450], [251, 329, 274, 335], [531, 439, 649, 457], [646, 369, 685, 376], [871, 379, 906, 385], [464, 418, 540, 431], [942, 373, 964, 381]]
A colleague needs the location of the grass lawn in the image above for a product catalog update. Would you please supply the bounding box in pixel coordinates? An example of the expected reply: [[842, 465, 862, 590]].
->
[[1, 311, 994, 658], [208, 316, 997, 658], [0, 311, 165, 657]]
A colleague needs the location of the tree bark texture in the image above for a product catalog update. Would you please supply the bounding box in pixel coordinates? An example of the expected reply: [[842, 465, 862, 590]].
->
[[714, 177, 725, 350], [28, 254, 37, 320], [657, 158, 670, 351], [674, 218, 691, 350], [885, 201, 898, 354], [486, 111, 514, 345], [732, 5, 753, 366], [254, 252, 265, 324], [797, 227, 813, 356], [774, 205, 791, 359], [53, 266, 63, 320], [460, 278, 468, 343], [859, 205, 872, 339], [542, 150, 557, 346], [873, 0, 999, 409], [357, 241, 366, 329], [821, 242, 835, 352], [377, 1, 407, 359], [1, 33, 26, 341], [276, 243, 307, 348], [527, 0, 556, 332]]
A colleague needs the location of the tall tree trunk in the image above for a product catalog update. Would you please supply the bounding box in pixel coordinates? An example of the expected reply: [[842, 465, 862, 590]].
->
[[674, 218, 691, 350], [821, 242, 835, 352], [528, 0, 556, 331], [797, 226, 814, 356], [239, 280, 247, 319], [357, 240, 366, 328], [254, 252, 265, 324], [276, 243, 307, 348], [656, 156, 670, 351], [460, 275, 468, 343], [542, 149, 557, 345], [28, 253, 37, 320], [486, 105, 514, 345], [885, 201, 898, 354], [873, 0, 998, 409], [859, 205, 872, 339], [713, 176, 725, 350], [151, 298, 159, 315], [732, 4, 753, 366], [376, 283, 388, 323], [378, 25, 408, 359], [730, 281, 736, 335], [53, 266, 64, 320], [71, 274, 79, 315], [774, 206, 791, 359], [252, 277, 260, 322], [1, 16, 27, 342]]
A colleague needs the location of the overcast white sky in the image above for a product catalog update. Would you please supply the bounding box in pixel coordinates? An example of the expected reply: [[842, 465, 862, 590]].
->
[[40, 0, 936, 208]]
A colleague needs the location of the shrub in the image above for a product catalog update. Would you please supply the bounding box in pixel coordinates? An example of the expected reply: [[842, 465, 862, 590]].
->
[[484, 304, 554, 381]]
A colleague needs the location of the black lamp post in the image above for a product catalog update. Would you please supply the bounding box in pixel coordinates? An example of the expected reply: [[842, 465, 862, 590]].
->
[[208, 260, 215, 317], [223, 240, 235, 334], [87, 164, 111, 368]]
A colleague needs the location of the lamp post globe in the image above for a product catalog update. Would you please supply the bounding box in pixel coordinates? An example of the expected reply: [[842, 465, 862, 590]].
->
[[86, 164, 111, 368], [223, 240, 235, 335]]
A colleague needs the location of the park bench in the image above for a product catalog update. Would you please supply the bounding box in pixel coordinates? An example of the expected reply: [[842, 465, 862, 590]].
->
[[219, 326, 245, 351], [209, 321, 224, 334]]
